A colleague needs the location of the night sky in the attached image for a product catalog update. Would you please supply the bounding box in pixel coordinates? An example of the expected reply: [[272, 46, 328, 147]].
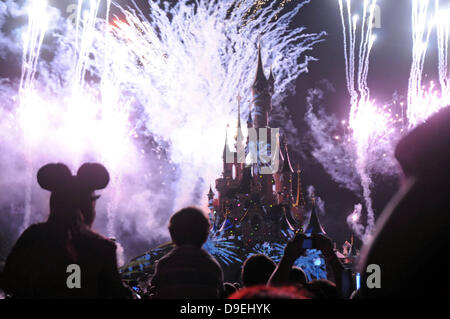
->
[[0, 0, 444, 259], [292, 0, 441, 248]]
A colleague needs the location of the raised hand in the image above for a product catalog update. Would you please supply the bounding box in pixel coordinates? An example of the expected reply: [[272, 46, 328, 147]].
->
[[283, 232, 308, 262], [312, 234, 335, 260]]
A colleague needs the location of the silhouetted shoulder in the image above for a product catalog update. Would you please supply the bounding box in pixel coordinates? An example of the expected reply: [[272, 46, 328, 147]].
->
[[77, 228, 117, 256], [9, 223, 50, 251]]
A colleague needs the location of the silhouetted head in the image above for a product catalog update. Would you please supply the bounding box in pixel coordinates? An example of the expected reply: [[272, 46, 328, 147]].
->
[[241, 254, 276, 287], [395, 105, 450, 179], [37, 162, 109, 229], [168, 207, 210, 248], [222, 282, 238, 298], [356, 106, 450, 298], [289, 266, 308, 285], [305, 279, 342, 299]]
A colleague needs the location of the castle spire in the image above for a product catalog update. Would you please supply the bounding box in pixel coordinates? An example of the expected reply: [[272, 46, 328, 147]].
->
[[281, 137, 293, 173], [236, 95, 244, 142], [305, 194, 326, 235], [207, 185, 215, 199], [222, 126, 231, 161], [237, 94, 242, 129], [247, 107, 253, 128], [235, 95, 245, 167], [268, 67, 275, 95], [293, 163, 305, 207], [252, 43, 268, 91], [251, 43, 272, 128]]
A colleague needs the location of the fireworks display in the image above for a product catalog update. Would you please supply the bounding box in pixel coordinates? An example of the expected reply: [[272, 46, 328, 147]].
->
[[0, 0, 448, 279], [0, 0, 325, 260], [337, 0, 397, 242], [407, 0, 449, 128], [304, 0, 450, 243]]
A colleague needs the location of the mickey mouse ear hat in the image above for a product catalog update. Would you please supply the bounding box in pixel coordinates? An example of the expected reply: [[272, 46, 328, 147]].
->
[[76, 163, 110, 200], [37, 163, 73, 191], [37, 162, 110, 200]]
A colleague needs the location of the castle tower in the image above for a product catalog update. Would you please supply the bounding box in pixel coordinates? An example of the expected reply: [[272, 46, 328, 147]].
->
[[251, 44, 272, 129], [305, 196, 326, 235], [251, 44, 277, 204], [275, 136, 293, 204], [280, 138, 294, 193], [268, 67, 275, 96], [207, 185, 215, 205], [247, 106, 253, 128], [222, 128, 233, 179], [235, 95, 245, 181], [207, 186, 216, 228]]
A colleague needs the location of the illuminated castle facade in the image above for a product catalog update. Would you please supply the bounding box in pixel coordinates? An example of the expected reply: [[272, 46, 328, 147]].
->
[[206, 45, 307, 249], [118, 46, 331, 284]]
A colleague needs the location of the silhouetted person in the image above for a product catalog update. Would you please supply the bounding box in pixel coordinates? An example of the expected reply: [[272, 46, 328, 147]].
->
[[290, 266, 308, 285], [268, 232, 351, 297], [222, 282, 238, 298], [1, 163, 130, 298], [357, 106, 450, 298], [305, 279, 342, 299], [150, 207, 223, 299], [241, 254, 276, 287]]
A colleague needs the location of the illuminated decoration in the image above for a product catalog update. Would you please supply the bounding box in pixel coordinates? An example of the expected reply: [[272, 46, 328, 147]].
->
[[203, 229, 243, 266], [247, 241, 285, 262], [294, 249, 327, 281]]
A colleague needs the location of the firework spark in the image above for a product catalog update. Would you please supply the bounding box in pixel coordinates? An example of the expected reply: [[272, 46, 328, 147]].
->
[[407, 0, 449, 127], [338, 0, 397, 242], [308, 0, 449, 243]]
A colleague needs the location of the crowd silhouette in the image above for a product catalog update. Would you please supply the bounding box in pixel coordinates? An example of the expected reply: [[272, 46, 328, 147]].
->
[[0, 106, 449, 299]]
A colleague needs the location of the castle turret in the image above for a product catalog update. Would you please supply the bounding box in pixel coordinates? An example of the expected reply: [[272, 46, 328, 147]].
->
[[207, 185, 216, 228], [278, 137, 293, 203], [247, 107, 253, 128], [251, 44, 272, 128], [293, 163, 306, 208], [222, 128, 233, 179], [235, 95, 245, 180], [207, 185, 215, 201], [251, 45, 276, 203], [305, 196, 326, 235]]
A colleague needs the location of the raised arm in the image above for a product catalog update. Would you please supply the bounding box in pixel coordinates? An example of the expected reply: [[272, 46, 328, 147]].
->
[[268, 233, 307, 286]]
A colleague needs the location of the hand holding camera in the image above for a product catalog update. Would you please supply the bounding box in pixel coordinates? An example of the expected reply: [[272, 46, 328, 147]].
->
[[283, 232, 308, 262]]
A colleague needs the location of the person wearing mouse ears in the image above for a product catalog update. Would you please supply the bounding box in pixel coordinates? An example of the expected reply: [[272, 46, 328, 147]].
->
[[0, 163, 131, 299]]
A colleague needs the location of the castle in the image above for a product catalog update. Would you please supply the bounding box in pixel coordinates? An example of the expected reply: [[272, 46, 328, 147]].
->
[[206, 45, 307, 249], [118, 46, 330, 284]]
